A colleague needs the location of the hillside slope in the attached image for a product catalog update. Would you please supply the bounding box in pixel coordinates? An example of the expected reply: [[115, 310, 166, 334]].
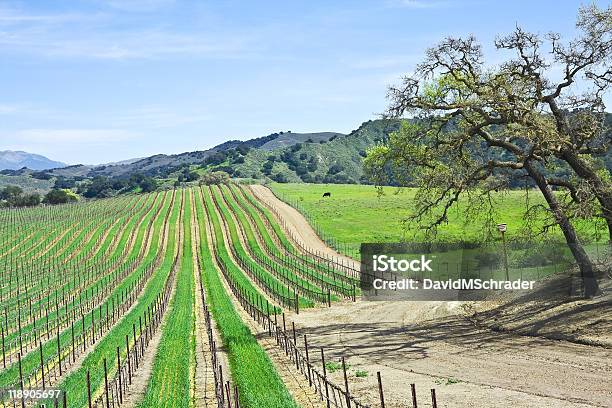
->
[[0, 150, 66, 170]]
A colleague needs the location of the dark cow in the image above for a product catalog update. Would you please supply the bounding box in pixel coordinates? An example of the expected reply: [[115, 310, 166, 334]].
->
[[322, 192, 331, 198]]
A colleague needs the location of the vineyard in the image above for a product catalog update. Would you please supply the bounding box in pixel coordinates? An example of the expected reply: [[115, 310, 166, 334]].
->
[[0, 185, 407, 408]]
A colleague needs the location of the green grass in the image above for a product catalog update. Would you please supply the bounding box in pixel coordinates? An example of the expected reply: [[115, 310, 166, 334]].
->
[[194, 187, 299, 408], [138, 189, 193, 407], [204, 187, 304, 310], [57, 191, 179, 407], [269, 183, 606, 258], [228, 184, 354, 296], [215, 185, 326, 305]]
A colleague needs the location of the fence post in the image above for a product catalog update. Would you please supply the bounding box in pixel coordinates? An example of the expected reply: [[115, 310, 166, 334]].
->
[[411, 383, 417, 408], [431, 389, 437, 408], [1, 324, 4, 368], [126, 335, 132, 385], [266, 302, 271, 336], [292, 322, 299, 370], [233, 384, 240, 408], [18, 352, 25, 408], [39, 341, 46, 389], [304, 335, 312, 386], [87, 370, 92, 408], [342, 357, 351, 408], [104, 357, 110, 408], [377, 371, 385, 408], [321, 348, 330, 408], [57, 327, 62, 375], [225, 382, 233, 408], [117, 346, 123, 404], [219, 365, 225, 405]]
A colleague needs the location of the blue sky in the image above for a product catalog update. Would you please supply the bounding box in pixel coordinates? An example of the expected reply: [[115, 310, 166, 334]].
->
[[0, 0, 607, 164]]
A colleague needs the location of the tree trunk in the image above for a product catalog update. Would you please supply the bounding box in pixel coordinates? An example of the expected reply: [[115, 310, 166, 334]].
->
[[560, 148, 612, 242], [524, 161, 600, 298]]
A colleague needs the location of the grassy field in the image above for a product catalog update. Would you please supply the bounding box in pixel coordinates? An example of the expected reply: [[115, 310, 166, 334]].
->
[[269, 183, 606, 259]]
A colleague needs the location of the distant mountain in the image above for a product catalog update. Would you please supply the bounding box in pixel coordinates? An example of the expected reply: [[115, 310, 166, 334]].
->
[[42, 130, 349, 179], [0, 151, 67, 170]]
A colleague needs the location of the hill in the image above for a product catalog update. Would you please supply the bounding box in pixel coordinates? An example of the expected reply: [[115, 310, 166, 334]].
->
[[3, 115, 609, 195], [39, 129, 354, 180], [216, 120, 399, 183], [0, 150, 66, 170]]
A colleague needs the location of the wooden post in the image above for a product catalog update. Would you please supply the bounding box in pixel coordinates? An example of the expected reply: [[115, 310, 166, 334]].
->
[[126, 335, 132, 384], [304, 335, 312, 386], [342, 357, 351, 408], [266, 302, 271, 336], [117, 347, 123, 404], [104, 357, 110, 408], [411, 383, 417, 408], [321, 348, 330, 408], [18, 352, 25, 408], [377, 371, 385, 408], [71, 321, 76, 362], [225, 382, 233, 408], [57, 327, 62, 375], [39, 342, 45, 389], [87, 370, 92, 408], [292, 322, 299, 370], [233, 384, 240, 408], [1, 324, 5, 368], [219, 365, 225, 404], [431, 389, 437, 408], [133, 323, 138, 369]]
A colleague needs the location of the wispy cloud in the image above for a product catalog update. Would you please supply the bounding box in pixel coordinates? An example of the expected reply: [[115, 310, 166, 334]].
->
[[390, 0, 455, 9], [97, 0, 175, 12], [0, 5, 256, 60], [0, 104, 19, 114], [110, 105, 212, 128], [0, 5, 92, 24], [15, 128, 140, 144]]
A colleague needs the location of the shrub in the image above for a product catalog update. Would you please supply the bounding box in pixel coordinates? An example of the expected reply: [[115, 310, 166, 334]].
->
[[43, 189, 78, 205]]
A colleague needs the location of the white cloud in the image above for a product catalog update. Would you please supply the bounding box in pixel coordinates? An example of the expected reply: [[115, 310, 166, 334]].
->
[[111, 105, 211, 128], [0, 4, 256, 60], [390, 0, 455, 9], [44, 30, 253, 60], [0, 5, 93, 24], [98, 0, 175, 12], [15, 128, 140, 144], [0, 104, 19, 114]]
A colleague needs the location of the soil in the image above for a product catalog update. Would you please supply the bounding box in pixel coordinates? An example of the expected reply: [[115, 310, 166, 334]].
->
[[206, 186, 326, 408], [249, 184, 358, 269], [253, 185, 612, 408], [191, 189, 222, 407]]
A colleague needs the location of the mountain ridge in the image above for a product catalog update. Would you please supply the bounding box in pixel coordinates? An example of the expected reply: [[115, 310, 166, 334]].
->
[[0, 150, 67, 171]]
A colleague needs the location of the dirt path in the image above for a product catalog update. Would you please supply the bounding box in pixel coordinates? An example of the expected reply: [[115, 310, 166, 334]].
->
[[204, 187, 325, 408], [251, 184, 612, 408], [121, 192, 183, 408], [292, 301, 612, 408], [191, 189, 220, 407], [249, 185, 357, 268]]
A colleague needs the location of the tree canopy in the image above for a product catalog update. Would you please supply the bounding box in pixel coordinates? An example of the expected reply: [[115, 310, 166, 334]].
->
[[365, 5, 611, 297]]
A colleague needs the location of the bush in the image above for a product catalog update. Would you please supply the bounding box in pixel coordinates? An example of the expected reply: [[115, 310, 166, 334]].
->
[[271, 172, 288, 183], [43, 189, 77, 205], [200, 171, 231, 185], [328, 164, 344, 175]]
